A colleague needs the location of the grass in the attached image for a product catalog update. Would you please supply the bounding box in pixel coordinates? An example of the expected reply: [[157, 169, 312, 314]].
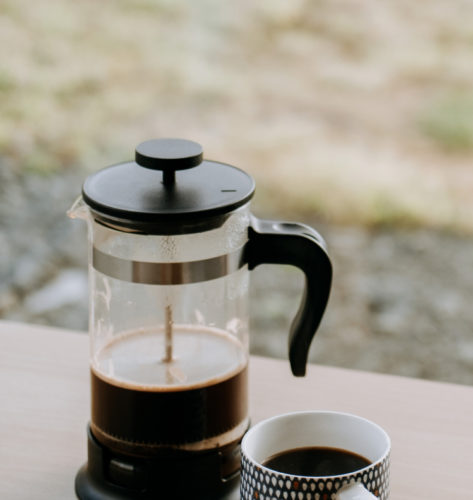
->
[[418, 93, 473, 152], [1, 0, 473, 231]]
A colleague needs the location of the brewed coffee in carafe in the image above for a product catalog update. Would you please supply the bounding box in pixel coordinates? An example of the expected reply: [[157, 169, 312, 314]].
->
[[70, 138, 332, 499], [91, 326, 248, 453]]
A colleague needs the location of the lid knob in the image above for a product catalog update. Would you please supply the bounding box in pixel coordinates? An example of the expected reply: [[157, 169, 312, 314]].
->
[[135, 138, 204, 186]]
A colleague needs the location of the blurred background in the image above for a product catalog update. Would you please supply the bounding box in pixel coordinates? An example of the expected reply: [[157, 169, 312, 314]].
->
[[2, 0, 473, 384]]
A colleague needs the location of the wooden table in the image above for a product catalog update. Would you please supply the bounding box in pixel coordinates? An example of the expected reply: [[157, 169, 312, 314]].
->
[[1, 321, 472, 499]]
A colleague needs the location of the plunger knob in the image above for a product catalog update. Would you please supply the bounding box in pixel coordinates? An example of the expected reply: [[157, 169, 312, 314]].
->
[[135, 138, 203, 186]]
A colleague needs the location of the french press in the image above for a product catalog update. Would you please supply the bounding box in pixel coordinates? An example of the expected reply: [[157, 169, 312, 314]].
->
[[69, 138, 332, 500]]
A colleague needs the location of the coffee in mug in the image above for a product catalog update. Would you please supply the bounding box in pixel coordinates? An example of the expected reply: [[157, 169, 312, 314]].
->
[[262, 446, 371, 476], [241, 411, 390, 499]]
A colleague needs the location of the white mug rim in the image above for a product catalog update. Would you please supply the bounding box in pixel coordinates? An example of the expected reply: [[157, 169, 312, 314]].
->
[[241, 410, 391, 480]]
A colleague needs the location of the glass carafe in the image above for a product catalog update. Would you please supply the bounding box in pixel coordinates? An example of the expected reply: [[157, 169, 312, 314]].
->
[[69, 139, 332, 500]]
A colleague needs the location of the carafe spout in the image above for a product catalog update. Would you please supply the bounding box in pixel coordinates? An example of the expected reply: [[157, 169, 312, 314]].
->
[[67, 195, 89, 221]]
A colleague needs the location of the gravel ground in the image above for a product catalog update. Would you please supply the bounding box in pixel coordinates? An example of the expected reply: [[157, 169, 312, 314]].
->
[[251, 225, 473, 386], [2, 168, 473, 386]]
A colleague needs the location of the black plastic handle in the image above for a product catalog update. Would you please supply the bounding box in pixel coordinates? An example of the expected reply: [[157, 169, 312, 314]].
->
[[245, 216, 332, 376]]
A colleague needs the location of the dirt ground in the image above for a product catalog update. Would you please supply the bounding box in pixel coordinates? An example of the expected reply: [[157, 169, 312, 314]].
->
[[250, 222, 473, 386]]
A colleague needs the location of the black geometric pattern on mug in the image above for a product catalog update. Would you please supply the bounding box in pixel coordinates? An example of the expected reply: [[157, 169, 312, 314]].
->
[[241, 453, 390, 500]]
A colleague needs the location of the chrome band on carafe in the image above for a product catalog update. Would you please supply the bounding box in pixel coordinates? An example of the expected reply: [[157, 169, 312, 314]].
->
[[92, 246, 246, 285]]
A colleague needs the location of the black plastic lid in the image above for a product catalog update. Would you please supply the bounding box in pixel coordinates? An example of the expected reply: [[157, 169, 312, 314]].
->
[[82, 138, 255, 234]]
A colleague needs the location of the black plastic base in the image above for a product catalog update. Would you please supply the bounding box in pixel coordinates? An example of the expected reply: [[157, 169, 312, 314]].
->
[[75, 426, 240, 500]]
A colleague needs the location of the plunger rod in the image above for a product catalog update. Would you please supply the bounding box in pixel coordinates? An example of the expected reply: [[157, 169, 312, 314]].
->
[[164, 304, 173, 362]]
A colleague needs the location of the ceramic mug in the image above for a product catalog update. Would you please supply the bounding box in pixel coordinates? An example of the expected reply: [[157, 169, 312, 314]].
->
[[241, 411, 390, 500]]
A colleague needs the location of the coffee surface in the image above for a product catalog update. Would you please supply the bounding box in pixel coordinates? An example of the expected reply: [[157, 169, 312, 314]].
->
[[262, 446, 371, 477], [93, 325, 246, 388]]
